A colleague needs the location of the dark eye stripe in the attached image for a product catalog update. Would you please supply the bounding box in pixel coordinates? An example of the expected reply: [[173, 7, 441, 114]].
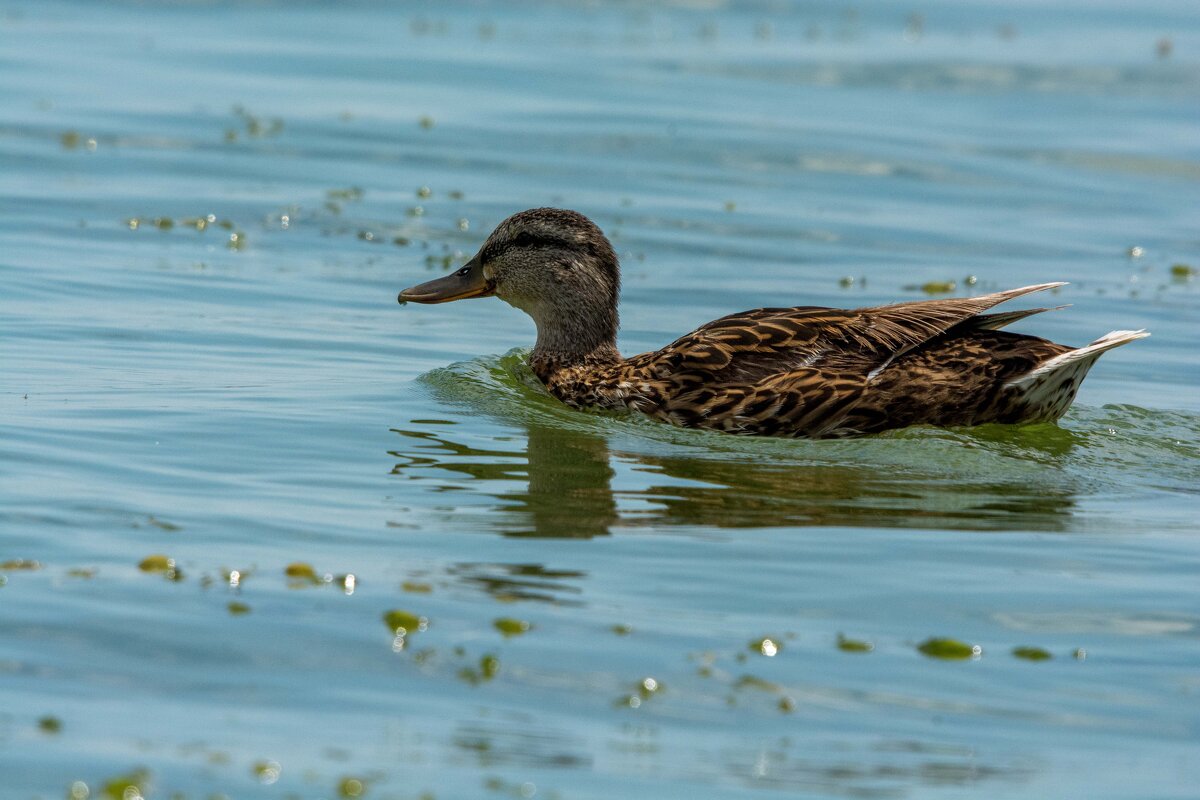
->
[[482, 231, 561, 262]]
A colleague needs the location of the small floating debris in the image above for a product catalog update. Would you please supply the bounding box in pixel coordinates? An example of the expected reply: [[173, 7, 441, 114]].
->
[[138, 553, 182, 582], [618, 676, 663, 708], [416, 185, 432, 199], [1127, 245, 1145, 259], [1170, 263, 1195, 279], [338, 776, 367, 798], [284, 562, 317, 579], [915, 280, 956, 295], [836, 633, 874, 653], [38, 715, 62, 734], [0, 559, 41, 571], [611, 623, 633, 636], [748, 636, 781, 657], [1012, 646, 1052, 661], [493, 617, 532, 637], [735, 674, 780, 692], [838, 276, 855, 288], [917, 637, 981, 660], [100, 769, 151, 800], [723, 200, 736, 212], [383, 609, 428, 635], [1073, 647, 1087, 661], [459, 653, 501, 684], [401, 580, 432, 593], [418, 115, 435, 130], [227, 601, 251, 615], [227, 231, 247, 250], [253, 760, 281, 785], [327, 187, 364, 202]]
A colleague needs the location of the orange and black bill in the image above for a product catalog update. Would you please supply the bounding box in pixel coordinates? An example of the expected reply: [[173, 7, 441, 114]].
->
[[398, 256, 494, 304]]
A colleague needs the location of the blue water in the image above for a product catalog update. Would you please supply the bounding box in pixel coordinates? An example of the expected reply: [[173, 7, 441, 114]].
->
[[2, 1, 1198, 798]]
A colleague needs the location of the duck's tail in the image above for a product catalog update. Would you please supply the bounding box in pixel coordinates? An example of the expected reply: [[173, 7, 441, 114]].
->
[[1007, 330, 1150, 389], [1002, 329, 1149, 421]]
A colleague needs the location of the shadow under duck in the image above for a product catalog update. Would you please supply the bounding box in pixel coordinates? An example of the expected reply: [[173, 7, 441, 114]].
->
[[399, 208, 1147, 438]]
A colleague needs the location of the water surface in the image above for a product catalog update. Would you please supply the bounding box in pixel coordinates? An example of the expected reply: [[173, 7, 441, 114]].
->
[[2, 1, 1199, 798]]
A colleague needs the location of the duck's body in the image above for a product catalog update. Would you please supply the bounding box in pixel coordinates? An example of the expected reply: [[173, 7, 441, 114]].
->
[[400, 208, 1146, 438]]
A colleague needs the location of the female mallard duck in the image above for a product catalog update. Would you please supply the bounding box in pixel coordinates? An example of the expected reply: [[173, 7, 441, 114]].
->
[[399, 208, 1147, 438]]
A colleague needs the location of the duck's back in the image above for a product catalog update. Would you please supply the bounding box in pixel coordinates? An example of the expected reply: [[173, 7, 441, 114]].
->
[[538, 284, 1145, 438]]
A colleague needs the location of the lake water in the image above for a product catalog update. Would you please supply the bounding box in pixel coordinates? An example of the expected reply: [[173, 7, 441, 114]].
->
[[2, 1, 1199, 798]]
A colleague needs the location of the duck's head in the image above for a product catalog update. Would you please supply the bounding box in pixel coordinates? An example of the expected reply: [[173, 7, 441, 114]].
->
[[399, 208, 621, 361]]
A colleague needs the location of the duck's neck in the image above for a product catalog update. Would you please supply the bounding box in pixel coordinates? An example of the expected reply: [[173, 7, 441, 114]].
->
[[527, 304, 621, 381]]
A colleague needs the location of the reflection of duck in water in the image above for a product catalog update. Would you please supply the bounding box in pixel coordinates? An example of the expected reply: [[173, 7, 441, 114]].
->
[[400, 208, 1147, 437], [390, 420, 1076, 535]]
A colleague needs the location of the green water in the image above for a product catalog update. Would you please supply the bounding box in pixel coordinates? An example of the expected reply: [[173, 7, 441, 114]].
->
[[2, 1, 1198, 798]]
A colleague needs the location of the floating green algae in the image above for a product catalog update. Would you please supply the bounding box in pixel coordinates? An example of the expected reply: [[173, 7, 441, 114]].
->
[[917, 637, 981, 660], [837, 633, 874, 653], [100, 769, 151, 800], [402, 580, 432, 593], [0, 559, 41, 571], [138, 554, 172, 571], [918, 280, 956, 294], [146, 515, 181, 531], [735, 674, 781, 692], [327, 186, 364, 202], [1170, 263, 1196, 279], [618, 676, 662, 708], [252, 759, 281, 784], [1013, 646, 1052, 661], [748, 636, 781, 656], [227, 601, 251, 615], [138, 554, 183, 581], [459, 653, 501, 685], [383, 609, 427, 635], [284, 562, 317, 578], [611, 623, 633, 636], [338, 776, 367, 798], [38, 715, 62, 734], [493, 617, 532, 637]]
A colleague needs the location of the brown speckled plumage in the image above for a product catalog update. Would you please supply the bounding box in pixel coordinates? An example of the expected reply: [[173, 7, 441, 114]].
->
[[399, 208, 1148, 438]]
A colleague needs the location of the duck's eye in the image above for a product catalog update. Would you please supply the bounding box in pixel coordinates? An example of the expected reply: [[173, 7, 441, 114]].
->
[[512, 231, 537, 248], [456, 266, 471, 276]]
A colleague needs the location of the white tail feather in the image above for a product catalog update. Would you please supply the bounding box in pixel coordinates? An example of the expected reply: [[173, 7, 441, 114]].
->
[[1007, 329, 1149, 388]]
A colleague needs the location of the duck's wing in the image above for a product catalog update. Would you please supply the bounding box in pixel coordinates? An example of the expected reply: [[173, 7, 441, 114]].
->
[[638, 283, 1066, 383], [648, 366, 867, 437]]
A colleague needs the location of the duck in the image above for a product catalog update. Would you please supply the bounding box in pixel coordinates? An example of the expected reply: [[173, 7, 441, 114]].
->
[[399, 208, 1147, 438]]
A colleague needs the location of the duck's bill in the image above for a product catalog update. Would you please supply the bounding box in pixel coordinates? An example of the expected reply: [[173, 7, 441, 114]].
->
[[398, 257, 494, 304]]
